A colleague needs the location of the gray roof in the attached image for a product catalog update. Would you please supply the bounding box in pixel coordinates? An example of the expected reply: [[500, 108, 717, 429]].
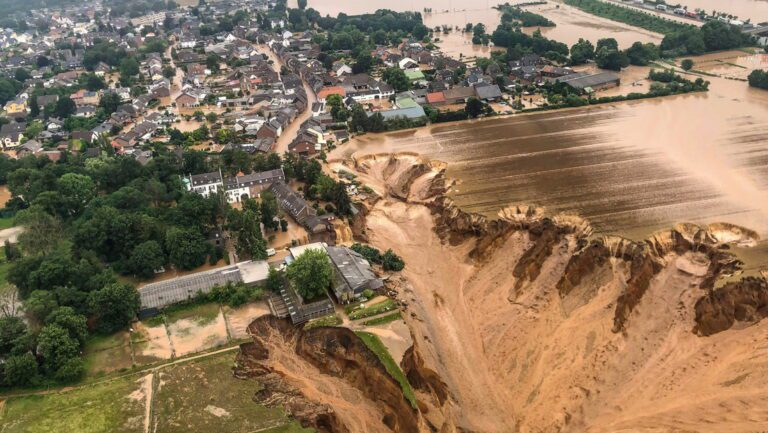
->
[[190, 170, 223, 187], [474, 84, 502, 100], [326, 246, 383, 298], [559, 72, 620, 90], [139, 265, 243, 310], [373, 106, 426, 121]]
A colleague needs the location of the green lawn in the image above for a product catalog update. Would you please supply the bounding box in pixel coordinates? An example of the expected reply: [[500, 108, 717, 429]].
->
[[303, 314, 342, 330], [82, 332, 134, 377], [0, 375, 147, 433], [348, 299, 397, 321], [0, 216, 14, 230], [152, 352, 313, 433], [362, 312, 402, 326], [354, 331, 417, 409]]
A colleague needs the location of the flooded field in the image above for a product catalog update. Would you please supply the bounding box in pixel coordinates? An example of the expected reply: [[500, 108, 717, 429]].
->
[[520, 2, 663, 48], [296, 0, 660, 55], [683, 0, 768, 22], [334, 54, 768, 242]]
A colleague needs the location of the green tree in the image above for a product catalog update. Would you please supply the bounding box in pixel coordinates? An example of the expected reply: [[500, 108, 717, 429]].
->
[[748, 69, 768, 90], [413, 24, 429, 40], [88, 283, 140, 334], [227, 206, 267, 260], [570, 38, 595, 65], [0, 316, 28, 354], [465, 97, 484, 118], [260, 191, 279, 231], [3, 353, 39, 387], [37, 324, 80, 377], [54, 97, 77, 118], [382, 249, 405, 271], [128, 240, 166, 279], [166, 227, 209, 270], [381, 67, 410, 92], [26, 290, 59, 322], [595, 46, 629, 71], [681, 58, 694, 71], [348, 105, 370, 132], [58, 173, 97, 217], [46, 306, 88, 346], [119, 57, 140, 77], [99, 92, 122, 116], [625, 42, 659, 66], [286, 249, 333, 301], [266, 267, 284, 292], [13, 206, 63, 255], [352, 52, 374, 74]]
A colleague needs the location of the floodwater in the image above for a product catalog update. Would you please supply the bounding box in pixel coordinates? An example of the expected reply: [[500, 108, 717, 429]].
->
[[334, 53, 768, 242], [682, 0, 768, 22], [295, 0, 661, 54], [520, 2, 663, 48]]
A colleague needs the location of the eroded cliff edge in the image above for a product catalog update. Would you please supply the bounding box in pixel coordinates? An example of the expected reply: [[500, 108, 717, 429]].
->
[[238, 153, 768, 433], [340, 153, 768, 432]]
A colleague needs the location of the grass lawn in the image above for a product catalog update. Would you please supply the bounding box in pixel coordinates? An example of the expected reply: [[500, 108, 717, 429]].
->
[[0, 375, 147, 433], [82, 332, 134, 377], [164, 302, 221, 326], [0, 216, 13, 230], [152, 352, 313, 433], [348, 299, 397, 321], [362, 312, 402, 326], [303, 314, 342, 330], [354, 331, 417, 409]]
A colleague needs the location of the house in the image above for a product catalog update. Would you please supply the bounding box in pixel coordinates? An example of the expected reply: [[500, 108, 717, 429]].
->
[[444, 86, 476, 105], [0, 123, 26, 148], [398, 57, 419, 70], [425, 91, 447, 106], [76, 104, 97, 117], [184, 168, 286, 204], [269, 181, 331, 235], [16, 139, 42, 157], [94, 62, 110, 77], [332, 61, 352, 76], [474, 84, 503, 102], [317, 86, 346, 103], [4, 99, 28, 116], [36, 94, 59, 108], [338, 74, 394, 103], [326, 246, 384, 303]]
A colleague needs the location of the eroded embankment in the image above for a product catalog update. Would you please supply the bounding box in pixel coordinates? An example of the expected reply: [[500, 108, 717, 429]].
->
[[346, 154, 768, 433], [234, 316, 422, 433]]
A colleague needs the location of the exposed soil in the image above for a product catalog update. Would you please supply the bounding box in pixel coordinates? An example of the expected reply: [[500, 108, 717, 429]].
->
[[235, 316, 426, 433], [341, 154, 768, 433]]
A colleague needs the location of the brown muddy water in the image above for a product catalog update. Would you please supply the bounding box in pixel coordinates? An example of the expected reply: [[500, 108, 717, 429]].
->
[[296, 0, 661, 52], [683, 0, 768, 22], [335, 72, 768, 242]]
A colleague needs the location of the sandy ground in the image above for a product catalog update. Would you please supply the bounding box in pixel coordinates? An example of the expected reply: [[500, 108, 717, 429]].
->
[[167, 310, 229, 357], [0, 227, 23, 244], [358, 319, 413, 365], [255, 322, 403, 433], [223, 302, 270, 340], [350, 155, 768, 433], [132, 321, 173, 364]]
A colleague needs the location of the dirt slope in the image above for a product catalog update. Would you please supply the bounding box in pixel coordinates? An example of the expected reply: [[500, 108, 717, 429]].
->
[[347, 154, 768, 433]]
